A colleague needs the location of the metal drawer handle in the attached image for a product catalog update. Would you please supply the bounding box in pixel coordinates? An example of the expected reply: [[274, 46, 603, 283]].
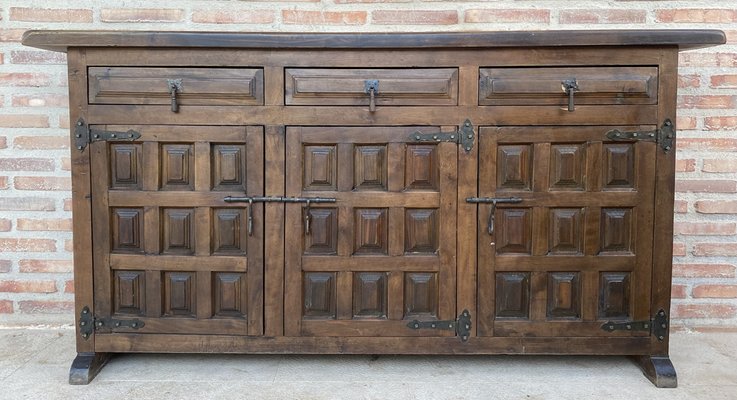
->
[[364, 80, 379, 112], [223, 196, 337, 236], [167, 79, 183, 113], [562, 79, 579, 112], [466, 197, 523, 235]]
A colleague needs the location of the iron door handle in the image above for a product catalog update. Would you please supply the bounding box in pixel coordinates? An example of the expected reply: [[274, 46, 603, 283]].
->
[[562, 79, 579, 112], [466, 197, 523, 235], [364, 80, 379, 112], [167, 79, 183, 113]]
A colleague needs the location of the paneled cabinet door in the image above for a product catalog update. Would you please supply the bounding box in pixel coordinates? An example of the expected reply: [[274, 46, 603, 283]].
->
[[476, 126, 656, 337], [90, 126, 264, 336], [284, 126, 458, 337]]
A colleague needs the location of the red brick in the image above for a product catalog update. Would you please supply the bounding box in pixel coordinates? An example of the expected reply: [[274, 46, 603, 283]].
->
[[675, 180, 736, 193], [678, 95, 736, 109], [711, 75, 737, 88], [0, 280, 56, 293], [680, 52, 737, 68], [192, 10, 274, 24], [674, 222, 736, 236], [465, 9, 550, 23], [18, 300, 74, 314], [676, 116, 697, 130], [675, 158, 695, 172], [14, 176, 71, 191], [19, 259, 73, 274], [693, 285, 737, 299], [693, 243, 737, 257], [9, 8, 92, 23], [692, 326, 737, 333], [674, 200, 688, 213], [64, 280, 74, 294], [283, 10, 367, 25], [674, 263, 736, 278], [672, 304, 737, 319], [695, 200, 737, 214], [679, 138, 737, 152], [673, 242, 686, 257], [671, 284, 688, 299], [656, 9, 737, 23], [0, 136, 6, 149], [727, 30, 737, 44], [59, 115, 70, 129], [0, 300, 12, 314], [10, 50, 66, 65], [0, 158, 55, 171], [13, 136, 69, 150], [0, 73, 51, 87], [101, 8, 184, 23], [678, 74, 700, 88], [63, 198, 73, 212], [64, 239, 74, 252], [12, 94, 68, 108], [17, 218, 73, 232], [0, 260, 10, 273], [0, 29, 25, 42], [703, 159, 737, 173], [704, 116, 737, 131], [560, 9, 646, 24], [372, 10, 457, 25], [0, 218, 11, 232], [0, 197, 55, 211], [335, 0, 408, 2], [61, 158, 71, 171], [0, 115, 49, 128], [0, 239, 56, 252], [0, 177, 8, 190]]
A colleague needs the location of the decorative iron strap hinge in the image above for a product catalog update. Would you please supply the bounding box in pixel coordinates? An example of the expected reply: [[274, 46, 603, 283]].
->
[[74, 118, 141, 152], [600, 309, 669, 341], [409, 119, 475, 153], [406, 309, 472, 342], [78, 306, 145, 340], [605, 119, 675, 153]]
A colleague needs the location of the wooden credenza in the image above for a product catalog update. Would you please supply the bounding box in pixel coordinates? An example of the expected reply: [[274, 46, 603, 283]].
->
[[22, 30, 725, 387]]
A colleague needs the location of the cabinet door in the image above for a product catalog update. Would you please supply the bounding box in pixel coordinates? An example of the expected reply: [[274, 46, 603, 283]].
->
[[91, 126, 264, 336], [284, 127, 458, 337], [477, 126, 656, 337]]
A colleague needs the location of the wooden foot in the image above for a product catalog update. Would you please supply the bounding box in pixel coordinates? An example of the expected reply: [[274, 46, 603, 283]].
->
[[632, 355, 677, 388], [69, 352, 111, 385]]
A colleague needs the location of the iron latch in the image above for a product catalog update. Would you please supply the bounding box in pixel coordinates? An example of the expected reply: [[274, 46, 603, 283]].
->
[[600, 309, 668, 341], [78, 306, 144, 340], [74, 118, 141, 152], [407, 309, 472, 342], [466, 197, 524, 235], [224, 196, 337, 236], [409, 119, 475, 153], [605, 119, 675, 153]]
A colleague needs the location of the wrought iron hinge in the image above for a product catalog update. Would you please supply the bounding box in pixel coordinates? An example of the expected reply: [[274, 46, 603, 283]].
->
[[406, 309, 472, 342], [600, 309, 668, 341], [409, 119, 475, 153], [74, 118, 141, 152], [78, 306, 145, 340], [605, 119, 675, 153]]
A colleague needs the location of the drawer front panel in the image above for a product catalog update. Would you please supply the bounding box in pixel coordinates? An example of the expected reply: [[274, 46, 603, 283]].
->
[[479, 66, 658, 106], [88, 67, 264, 106], [285, 68, 458, 106]]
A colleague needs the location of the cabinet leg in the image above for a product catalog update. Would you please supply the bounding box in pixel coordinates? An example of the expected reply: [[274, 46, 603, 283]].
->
[[632, 355, 677, 388], [69, 352, 111, 385]]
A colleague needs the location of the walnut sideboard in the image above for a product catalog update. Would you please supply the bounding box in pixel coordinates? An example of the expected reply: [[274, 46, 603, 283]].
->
[[22, 30, 725, 386]]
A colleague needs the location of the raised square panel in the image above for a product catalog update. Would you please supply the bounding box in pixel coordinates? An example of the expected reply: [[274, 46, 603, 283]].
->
[[497, 144, 532, 191], [549, 208, 584, 255], [404, 272, 438, 318], [405, 145, 439, 190], [547, 272, 581, 319], [354, 208, 388, 255], [603, 143, 635, 189], [303, 272, 336, 319], [353, 272, 388, 319], [162, 208, 195, 255], [110, 143, 142, 190], [550, 143, 585, 191], [495, 272, 530, 319], [111, 208, 144, 253], [405, 209, 439, 254], [212, 144, 247, 192], [496, 208, 532, 254], [600, 208, 633, 254], [303, 145, 337, 191], [114, 270, 145, 315], [599, 272, 631, 319], [354, 145, 387, 191], [212, 208, 247, 255], [305, 208, 338, 255], [163, 272, 196, 317], [160, 144, 194, 191], [213, 272, 247, 318]]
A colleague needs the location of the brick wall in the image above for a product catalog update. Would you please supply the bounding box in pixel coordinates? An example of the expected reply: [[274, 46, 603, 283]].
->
[[0, 1, 735, 330]]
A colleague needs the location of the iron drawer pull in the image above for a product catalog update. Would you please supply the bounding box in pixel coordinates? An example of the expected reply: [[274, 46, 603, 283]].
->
[[466, 197, 523, 235], [562, 79, 579, 112], [223, 196, 337, 236], [364, 79, 379, 112], [167, 79, 183, 113]]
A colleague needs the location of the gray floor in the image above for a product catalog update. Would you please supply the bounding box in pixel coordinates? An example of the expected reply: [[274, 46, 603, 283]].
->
[[0, 328, 735, 399]]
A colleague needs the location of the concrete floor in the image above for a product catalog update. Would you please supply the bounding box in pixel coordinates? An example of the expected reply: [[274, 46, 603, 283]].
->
[[0, 328, 735, 400]]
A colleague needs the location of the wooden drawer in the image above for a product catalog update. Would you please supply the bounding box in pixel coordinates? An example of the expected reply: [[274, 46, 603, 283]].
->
[[88, 67, 264, 106], [285, 68, 458, 106], [479, 66, 658, 106]]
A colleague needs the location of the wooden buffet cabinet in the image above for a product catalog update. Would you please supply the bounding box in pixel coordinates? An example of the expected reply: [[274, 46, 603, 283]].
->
[[22, 30, 725, 387]]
